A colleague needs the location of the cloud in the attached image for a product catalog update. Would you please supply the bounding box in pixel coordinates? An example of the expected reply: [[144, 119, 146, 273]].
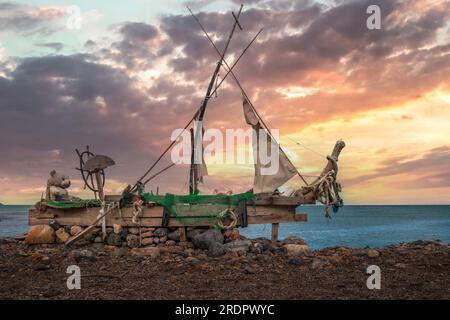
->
[[0, 2, 65, 35], [35, 42, 64, 52], [344, 146, 450, 187]]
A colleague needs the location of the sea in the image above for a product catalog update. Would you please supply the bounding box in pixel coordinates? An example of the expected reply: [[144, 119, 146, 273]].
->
[[0, 205, 449, 250]]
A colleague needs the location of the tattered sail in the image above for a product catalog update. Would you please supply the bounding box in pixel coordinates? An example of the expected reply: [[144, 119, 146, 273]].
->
[[243, 96, 297, 193]]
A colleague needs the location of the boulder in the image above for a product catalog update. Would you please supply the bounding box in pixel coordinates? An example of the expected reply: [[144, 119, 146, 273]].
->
[[141, 237, 153, 246], [282, 236, 306, 245], [128, 227, 140, 235], [71, 249, 97, 263], [207, 242, 225, 257], [287, 257, 304, 265], [187, 228, 204, 241], [55, 228, 70, 243], [130, 247, 160, 259], [367, 249, 380, 258], [94, 236, 103, 243], [193, 229, 224, 249], [106, 233, 122, 246], [70, 225, 83, 236], [223, 228, 240, 242], [120, 228, 128, 240], [283, 244, 309, 256], [168, 230, 180, 241], [141, 231, 153, 238], [223, 240, 252, 253], [153, 228, 169, 237], [113, 224, 122, 235], [25, 225, 55, 244], [48, 220, 61, 231], [153, 237, 160, 244], [126, 234, 140, 248], [160, 236, 167, 243]]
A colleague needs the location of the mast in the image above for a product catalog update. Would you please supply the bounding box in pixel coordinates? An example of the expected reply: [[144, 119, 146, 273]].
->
[[188, 4, 243, 194]]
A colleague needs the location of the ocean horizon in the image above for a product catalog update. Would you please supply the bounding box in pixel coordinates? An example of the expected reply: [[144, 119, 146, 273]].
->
[[1, 204, 449, 250]]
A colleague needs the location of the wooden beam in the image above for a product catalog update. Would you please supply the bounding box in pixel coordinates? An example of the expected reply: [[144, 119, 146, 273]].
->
[[29, 205, 307, 227], [179, 227, 187, 241], [271, 223, 279, 243]]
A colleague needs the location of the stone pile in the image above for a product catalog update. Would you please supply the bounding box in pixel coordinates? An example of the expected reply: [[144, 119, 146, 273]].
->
[[23, 223, 311, 259]]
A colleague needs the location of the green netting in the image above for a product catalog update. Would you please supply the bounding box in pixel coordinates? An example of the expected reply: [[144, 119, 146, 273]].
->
[[45, 199, 101, 208], [140, 191, 256, 228]]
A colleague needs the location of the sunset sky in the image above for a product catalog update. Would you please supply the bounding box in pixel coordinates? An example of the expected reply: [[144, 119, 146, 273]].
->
[[0, 0, 449, 205]]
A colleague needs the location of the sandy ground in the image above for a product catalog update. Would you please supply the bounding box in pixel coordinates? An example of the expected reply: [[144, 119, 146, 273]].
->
[[0, 238, 449, 300]]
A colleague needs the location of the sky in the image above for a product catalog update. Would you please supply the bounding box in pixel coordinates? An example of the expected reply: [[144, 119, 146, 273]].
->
[[0, 0, 449, 205]]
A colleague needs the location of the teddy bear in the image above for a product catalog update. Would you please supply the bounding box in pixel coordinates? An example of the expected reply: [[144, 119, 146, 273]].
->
[[46, 170, 71, 201]]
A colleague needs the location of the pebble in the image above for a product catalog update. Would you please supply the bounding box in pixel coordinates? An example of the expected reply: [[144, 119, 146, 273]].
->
[[367, 249, 380, 258]]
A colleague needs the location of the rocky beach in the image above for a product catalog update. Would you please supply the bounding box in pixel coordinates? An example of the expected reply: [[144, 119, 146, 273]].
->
[[0, 224, 449, 300]]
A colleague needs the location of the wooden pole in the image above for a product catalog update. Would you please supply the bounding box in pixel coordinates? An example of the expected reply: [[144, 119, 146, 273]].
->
[[94, 170, 104, 201], [271, 223, 279, 243], [65, 203, 118, 245]]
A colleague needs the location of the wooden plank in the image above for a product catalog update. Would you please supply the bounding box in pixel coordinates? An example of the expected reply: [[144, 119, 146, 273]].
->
[[271, 223, 279, 242], [29, 207, 307, 227]]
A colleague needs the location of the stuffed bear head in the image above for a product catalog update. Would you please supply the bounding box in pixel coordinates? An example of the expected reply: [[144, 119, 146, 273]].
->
[[47, 170, 71, 189]]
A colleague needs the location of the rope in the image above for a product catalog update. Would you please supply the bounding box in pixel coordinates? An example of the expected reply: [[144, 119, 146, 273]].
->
[[132, 200, 144, 225], [216, 208, 238, 230]]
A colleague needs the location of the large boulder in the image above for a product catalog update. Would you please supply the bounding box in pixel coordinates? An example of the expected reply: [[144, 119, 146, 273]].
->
[[193, 229, 224, 249], [25, 225, 55, 244], [223, 240, 252, 253], [283, 244, 309, 256], [167, 230, 180, 241], [207, 242, 225, 257], [55, 228, 70, 243]]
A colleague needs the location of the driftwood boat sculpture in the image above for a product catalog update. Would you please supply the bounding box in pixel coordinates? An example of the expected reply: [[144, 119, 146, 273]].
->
[[29, 5, 345, 245]]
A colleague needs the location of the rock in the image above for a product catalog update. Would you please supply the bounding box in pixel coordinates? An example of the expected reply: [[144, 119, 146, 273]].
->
[[34, 264, 50, 271], [24, 225, 55, 244], [64, 225, 72, 234], [193, 229, 224, 249], [130, 247, 160, 259], [223, 228, 240, 242], [186, 256, 200, 265], [141, 238, 153, 246], [113, 224, 122, 235], [207, 242, 225, 257], [70, 225, 84, 236], [153, 228, 169, 237], [287, 257, 304, 265], [94, 236, 103, 243], [128, 227, 140, 235], [106, 233, 123, 246], [126, 234, 140, 248], [71, 249, 97, 263], [223, 240, 252, 253], [282, 236, 306, 245], [367, 249, 380, 258], [184, 248, 194, 256], [394, 263, 408, 269], [153, 237, 160, 244], [141, 231, 153, 238], [55, 228, 70, 243], [269, 244, 287, 254], [187, 228, 204, 240], [168, 230, 180, 241], [165, 240, 176, 246], [48, 220, 61, 231], [160, 236, 167, 243], [284, 244, 309, 256], [311, 258, 329, 270], [244, 266, 256, 274]]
